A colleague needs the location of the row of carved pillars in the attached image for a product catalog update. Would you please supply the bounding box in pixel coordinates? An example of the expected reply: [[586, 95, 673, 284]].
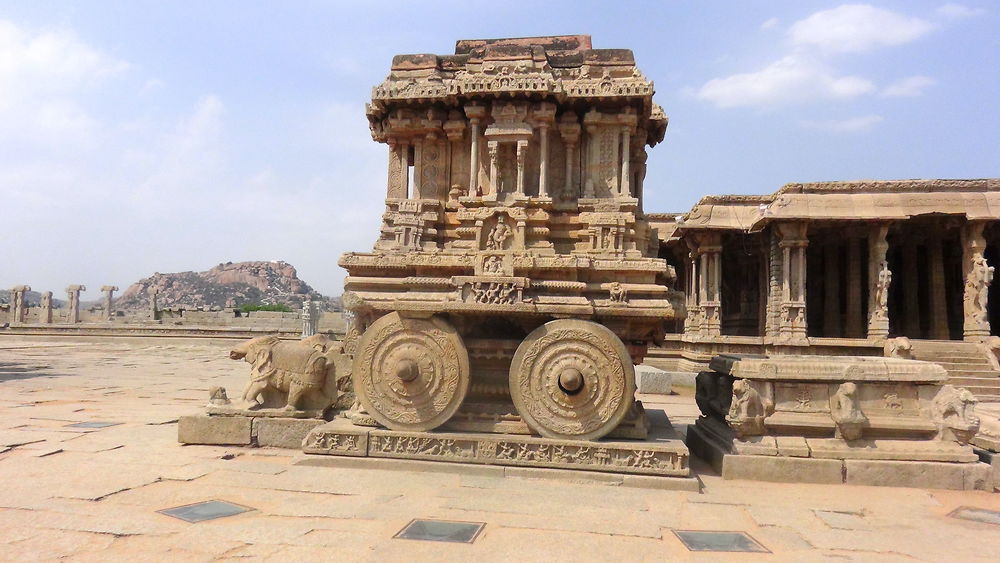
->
[[681, 219, 996, 343]]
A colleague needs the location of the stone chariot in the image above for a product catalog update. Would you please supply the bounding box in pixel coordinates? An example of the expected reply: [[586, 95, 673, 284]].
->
[[338, 34, 682, 443]]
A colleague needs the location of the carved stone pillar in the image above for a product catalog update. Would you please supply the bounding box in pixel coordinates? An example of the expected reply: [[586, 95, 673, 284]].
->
[[845, 236, 864, 338], [684, 238, 702, 336], [65, 285, 85, 323], [583, 110, 600, 198], [40, 291, 52, 324], [902, 243, 921, 337], [867, 224, 890, 339], [101, 285, 118, 321], [386, 141, 405, 199], [619, 126, 631, 198], [148, 287, 159, 321], [412, 139, 423, 199], [559, 112, 580, 199], [487, 140, 499, 196], [537, 124, 549, 198], [10, 285, 29, 323], [927, 236, 949, 339], [823, 243, 840, 337], [399, 141, 410, 199], [515, 139, 527, 196], [963, 220, 993, 341], [776, 222, 808, 343], [465, 104, 486, 195]]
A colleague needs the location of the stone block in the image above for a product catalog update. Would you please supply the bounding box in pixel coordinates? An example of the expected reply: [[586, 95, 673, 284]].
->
[[177, 415, 251, 445], [844, 459, 991, 491], [253, 418, 327, 449], [775, 436, 810, 457], [635, 365, 671, 394], [722, 455, 844, 484]]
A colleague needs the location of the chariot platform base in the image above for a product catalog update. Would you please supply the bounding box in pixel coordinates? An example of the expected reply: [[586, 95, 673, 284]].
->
[[301, 409, 692, 480]]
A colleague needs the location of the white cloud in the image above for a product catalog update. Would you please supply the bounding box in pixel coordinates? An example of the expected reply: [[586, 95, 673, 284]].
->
[[881, 75, 936, 97], [937, 3, 987, 19], [788, 4, 936, 53], [695, 55, 874, 108], [800, 114, 883, 132], [761, 17, 780, 30]]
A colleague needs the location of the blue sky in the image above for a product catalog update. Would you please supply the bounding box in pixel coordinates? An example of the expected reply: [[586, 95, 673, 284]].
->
[[1, 1, 997, 296]]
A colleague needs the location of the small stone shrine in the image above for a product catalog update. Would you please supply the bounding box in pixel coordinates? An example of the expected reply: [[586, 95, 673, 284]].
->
[[180, 35, 694, 482], [687, 354, 990, 490]]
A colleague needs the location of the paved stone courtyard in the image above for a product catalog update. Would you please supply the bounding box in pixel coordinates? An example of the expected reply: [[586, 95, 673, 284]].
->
[[1, 336, 998, 561]]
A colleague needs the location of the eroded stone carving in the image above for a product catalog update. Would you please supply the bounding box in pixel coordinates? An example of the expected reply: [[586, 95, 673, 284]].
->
[[726, 379, 765, 437], [931, 385, 979, 445], [830, 382, 867, 440], [884, 337, 913, 359], [227, 333, 350, 417]]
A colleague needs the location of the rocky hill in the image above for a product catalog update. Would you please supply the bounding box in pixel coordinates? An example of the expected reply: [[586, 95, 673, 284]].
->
[[116, 261, 331, 311]]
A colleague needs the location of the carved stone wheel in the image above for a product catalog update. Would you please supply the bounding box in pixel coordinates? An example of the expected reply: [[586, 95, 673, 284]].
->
[[509, 319, 636, 441], [352, 312, 470, 431]]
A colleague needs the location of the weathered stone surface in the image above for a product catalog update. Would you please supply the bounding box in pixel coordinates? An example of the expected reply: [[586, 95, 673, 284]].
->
[[253, 418, 327, 449], [635, 365, 672, 394], [844, 459, 991, 491], [177, 415, 251, 445], [722, 455, 844, 485]]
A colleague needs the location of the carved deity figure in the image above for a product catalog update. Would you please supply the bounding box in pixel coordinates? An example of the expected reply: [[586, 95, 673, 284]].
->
[[874, 260, 892, 316], [608, 282, 627, 303], [931, 384, 979, 445], [830, 382, 867, 441], [486, 221, 512, 250], [483, 255, 504, 275], [968, 254, 994, 316], [726, 379, 766, 437]]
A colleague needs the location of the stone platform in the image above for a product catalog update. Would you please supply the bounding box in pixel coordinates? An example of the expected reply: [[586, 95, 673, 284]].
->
[[302, 410, 692, 480]]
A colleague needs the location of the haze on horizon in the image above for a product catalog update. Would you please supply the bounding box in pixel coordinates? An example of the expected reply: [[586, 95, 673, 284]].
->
[[1, 1, 997, 298]]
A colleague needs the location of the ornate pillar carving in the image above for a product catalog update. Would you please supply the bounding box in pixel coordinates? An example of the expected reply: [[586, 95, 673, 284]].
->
[[902, 243, 921, 337], [684, 238, 702, 336], [399, 141, 410, 199], [867, 224, 891, 339], [846, 236, 864, 338], [776, 222, 808, 343], [927, 236, 949, 339], [487, 140, 499, 197], [963, 220, 993, 341], [696, 231, 722, 337], [101, 285, 118, 321], [823, 242, 840, 337], [65, 285, 85, 323]]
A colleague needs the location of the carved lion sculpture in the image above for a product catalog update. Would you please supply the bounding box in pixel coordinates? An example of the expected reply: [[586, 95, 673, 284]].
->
[[229, 334, 352, 414], [931, 385, 980, 445], [726, 379, 766, 438]]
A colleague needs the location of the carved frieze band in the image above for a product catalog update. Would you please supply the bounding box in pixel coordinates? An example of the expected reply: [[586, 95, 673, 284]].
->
[[302, 425, 688, 476]]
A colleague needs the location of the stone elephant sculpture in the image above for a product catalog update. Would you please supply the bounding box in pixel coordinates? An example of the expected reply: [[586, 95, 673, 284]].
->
[[229, 333, 352, 414]]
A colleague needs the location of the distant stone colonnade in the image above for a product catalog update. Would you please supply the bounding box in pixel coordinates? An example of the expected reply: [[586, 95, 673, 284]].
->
[[1, 285, 344, 336], [3, 284, 113, 324]]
